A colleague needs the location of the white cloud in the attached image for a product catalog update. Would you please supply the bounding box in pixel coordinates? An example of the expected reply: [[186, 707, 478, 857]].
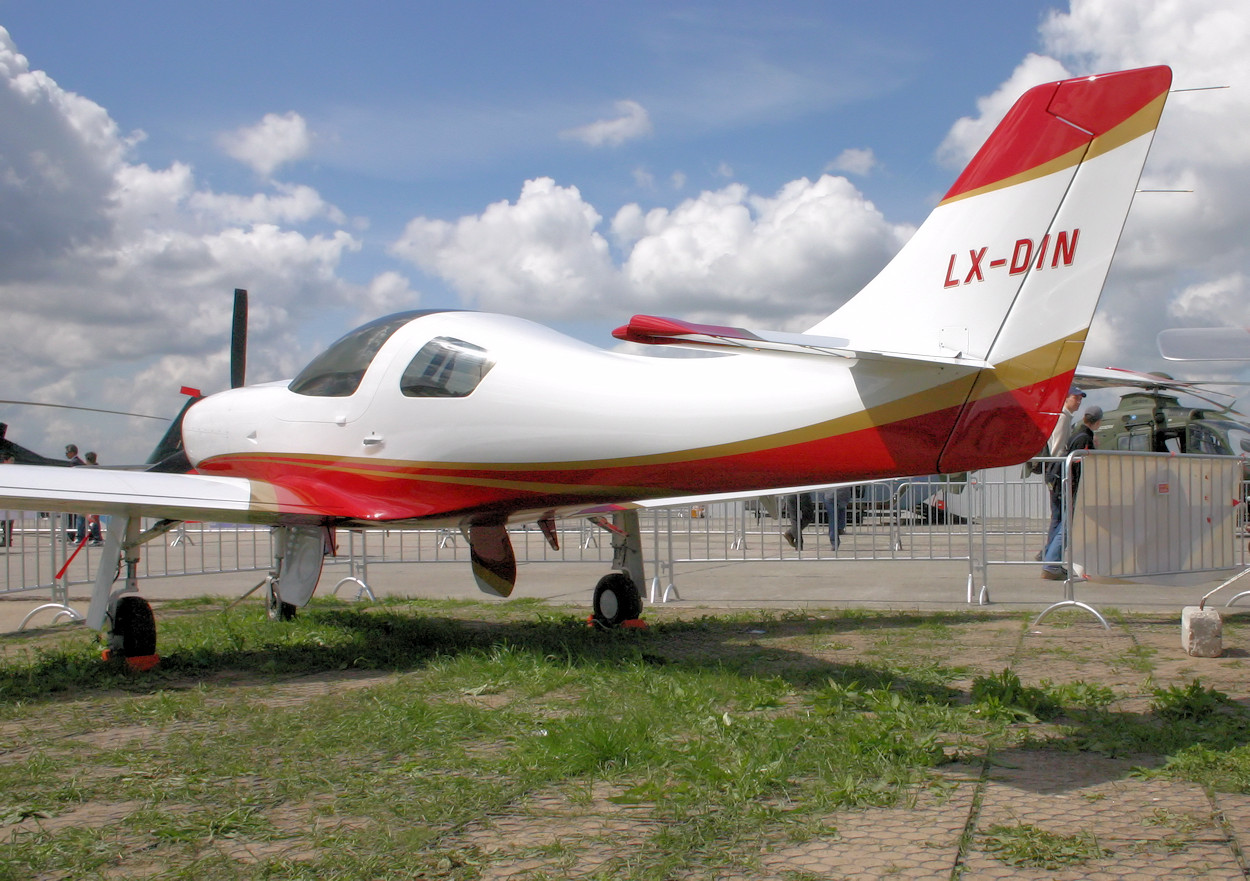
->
[[1065, 0, 1250, 375], [355, 271, 420, 324], [390, 177, 620, 317], [826, 148, 876, 176], [391, 174, 911, 329], [631, 167, 655, 190], [1168, 273, 1249, 323], [561, 99, 652, 148], [0, 29, 366, 461], [618, 175, 911, 325], [189, 182, 347, 227], [220, 111, 311, 176]]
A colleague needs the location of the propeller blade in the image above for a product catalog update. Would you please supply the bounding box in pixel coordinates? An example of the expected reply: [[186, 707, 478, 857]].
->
[[230, 288, 248, 389]]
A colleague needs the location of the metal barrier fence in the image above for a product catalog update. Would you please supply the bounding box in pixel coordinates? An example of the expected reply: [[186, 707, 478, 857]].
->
[[3, 453, 1247, 625]]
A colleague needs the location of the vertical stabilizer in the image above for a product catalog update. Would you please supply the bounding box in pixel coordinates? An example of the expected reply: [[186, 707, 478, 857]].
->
[[809, 66, 1172, 471]]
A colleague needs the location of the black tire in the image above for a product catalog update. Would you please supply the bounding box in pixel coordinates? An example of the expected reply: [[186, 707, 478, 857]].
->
[[111, 595, 157, 658], [267, 584, 298, 621], [592, 572, 642, 629]]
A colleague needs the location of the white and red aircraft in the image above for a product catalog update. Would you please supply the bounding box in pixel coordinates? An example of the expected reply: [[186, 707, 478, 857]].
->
[[0, 65, 1172, 660]]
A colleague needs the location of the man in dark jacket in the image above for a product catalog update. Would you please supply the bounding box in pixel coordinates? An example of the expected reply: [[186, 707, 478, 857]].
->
[[1041, 406, 1103, 580]]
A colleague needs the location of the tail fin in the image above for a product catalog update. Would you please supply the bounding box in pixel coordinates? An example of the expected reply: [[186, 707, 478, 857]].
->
[[808, 66, 1172, 471]]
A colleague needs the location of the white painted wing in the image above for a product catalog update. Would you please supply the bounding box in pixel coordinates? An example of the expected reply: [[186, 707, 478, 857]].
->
[[0, 464, 294, 525]]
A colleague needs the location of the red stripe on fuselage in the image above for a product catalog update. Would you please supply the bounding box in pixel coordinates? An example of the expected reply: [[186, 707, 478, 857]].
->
[[195, 378, 1059, 522]]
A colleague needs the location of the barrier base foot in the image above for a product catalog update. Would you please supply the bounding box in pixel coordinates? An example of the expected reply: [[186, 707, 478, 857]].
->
[[19, 603, 84, 631], [1032, 600, 1109, 630]]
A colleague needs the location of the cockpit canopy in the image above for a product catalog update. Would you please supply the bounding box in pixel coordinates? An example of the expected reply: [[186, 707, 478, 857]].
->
[[289, 311, 494, 399]]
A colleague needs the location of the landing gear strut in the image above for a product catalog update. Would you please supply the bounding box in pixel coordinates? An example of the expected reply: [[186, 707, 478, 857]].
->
[[89, 516, 165, 670]]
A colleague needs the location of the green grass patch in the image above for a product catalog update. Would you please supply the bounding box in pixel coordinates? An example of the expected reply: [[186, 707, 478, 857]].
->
[[981, 822, 1111, 869], [0, 600, 1246, 878]]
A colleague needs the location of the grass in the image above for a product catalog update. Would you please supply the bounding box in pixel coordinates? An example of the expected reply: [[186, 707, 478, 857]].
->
[[1, 598, 1249, 878], [981, 822, 1111, 869]]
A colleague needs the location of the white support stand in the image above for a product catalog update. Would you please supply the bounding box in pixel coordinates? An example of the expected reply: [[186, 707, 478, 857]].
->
[[648, 508, 681, 604], [331, 529, 377, 601], [19, 603, 83, 630]]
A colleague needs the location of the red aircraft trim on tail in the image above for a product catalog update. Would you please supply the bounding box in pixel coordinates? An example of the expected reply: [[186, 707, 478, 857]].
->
[[942, 66, 1171, 204]]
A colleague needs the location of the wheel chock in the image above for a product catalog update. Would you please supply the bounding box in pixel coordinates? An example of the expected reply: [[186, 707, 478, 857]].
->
[[586, 615, 649, 631], [101, 649, 161, 671]]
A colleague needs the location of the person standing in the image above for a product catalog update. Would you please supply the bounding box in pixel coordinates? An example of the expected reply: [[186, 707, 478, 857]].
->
[[1039, 387, 1085, 563], [0, 452, 13, 547], [822, 486, 853, 551], [84, 451, 104, 544], [64, 444, 86, 541], [1042, 405, 1103, 580]]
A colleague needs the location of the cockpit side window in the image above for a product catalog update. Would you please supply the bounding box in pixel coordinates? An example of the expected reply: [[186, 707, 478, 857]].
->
[[400, 337, 494, 398], [290, 312, 421, 397], [1187, 424, 1230, 456]]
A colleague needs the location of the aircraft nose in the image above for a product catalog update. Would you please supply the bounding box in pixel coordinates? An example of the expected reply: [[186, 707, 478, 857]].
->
[[182, 385, 281, 465]]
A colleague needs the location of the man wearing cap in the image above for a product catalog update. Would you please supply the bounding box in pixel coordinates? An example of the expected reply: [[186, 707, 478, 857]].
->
[[1039, 387, 1085, 565], [1042, 405, 1103, 580]]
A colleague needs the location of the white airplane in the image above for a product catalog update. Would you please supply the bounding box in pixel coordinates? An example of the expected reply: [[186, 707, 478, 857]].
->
[[0, 65, 1173, 663]]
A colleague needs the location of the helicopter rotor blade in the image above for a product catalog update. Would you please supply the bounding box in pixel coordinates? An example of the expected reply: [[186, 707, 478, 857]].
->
[[0, 399, 166, 420]]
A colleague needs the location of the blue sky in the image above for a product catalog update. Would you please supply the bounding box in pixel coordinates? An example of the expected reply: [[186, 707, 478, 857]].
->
[[0, 1, 1054, 280], [1, 1, 1248, 461]]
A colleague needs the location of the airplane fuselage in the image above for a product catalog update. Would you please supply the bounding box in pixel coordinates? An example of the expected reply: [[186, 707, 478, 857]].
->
[[182, 310, 1005, 526]]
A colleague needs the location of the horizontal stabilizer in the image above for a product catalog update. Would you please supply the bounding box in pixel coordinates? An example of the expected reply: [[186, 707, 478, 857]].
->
[[613, 314, 989, 368]]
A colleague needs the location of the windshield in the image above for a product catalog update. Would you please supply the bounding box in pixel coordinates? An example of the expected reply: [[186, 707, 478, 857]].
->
[[1224, 426, 1250, 456], [289, 312, 423, 397]]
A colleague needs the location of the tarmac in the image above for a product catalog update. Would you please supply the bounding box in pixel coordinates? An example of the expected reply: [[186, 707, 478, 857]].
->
[[5, 555, 1250, 878], [3, 553, 1246, 634]]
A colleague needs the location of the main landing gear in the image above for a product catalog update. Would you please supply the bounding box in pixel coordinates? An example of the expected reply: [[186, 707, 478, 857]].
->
[[88, 520, 332, 669], [588, 509, 647, 630], [88, 516, 164, 670]]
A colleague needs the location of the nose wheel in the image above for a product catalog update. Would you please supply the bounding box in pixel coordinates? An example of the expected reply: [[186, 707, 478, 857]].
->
[[105, 594, 159, 670]]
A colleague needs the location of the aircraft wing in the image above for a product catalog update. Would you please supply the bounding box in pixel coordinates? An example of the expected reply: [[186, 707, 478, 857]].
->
[[612, 315, 990, 368], [0, 463, 305, 525]]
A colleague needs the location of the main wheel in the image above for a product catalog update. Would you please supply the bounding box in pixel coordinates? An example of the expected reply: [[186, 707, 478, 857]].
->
[[111, 595, 157, 659], [592, 572, 642, 629]]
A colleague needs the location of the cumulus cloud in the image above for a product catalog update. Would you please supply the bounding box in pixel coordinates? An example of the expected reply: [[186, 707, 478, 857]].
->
[[220, 111, 311, 176], [391, 178, 619, 317], [826, 148, 876, 176], [391, 174, 911, 328], [924, 0, 1250, 389], [0, 29, 367, 460], [561, 99, 652, 148], [1046, 0, 1250, 377]]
